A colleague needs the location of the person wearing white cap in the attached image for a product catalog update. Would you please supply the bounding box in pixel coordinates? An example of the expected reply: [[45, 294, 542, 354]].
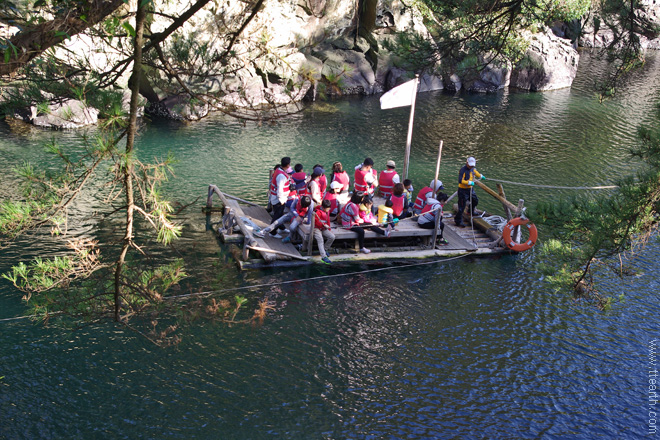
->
[[412, 179, 444, 215], [323, 180, 343, 220], [378, 160, 400, 197], [455, 156, 485, 227], [354, 157, 378, 197], [418, 192, 449, 245]]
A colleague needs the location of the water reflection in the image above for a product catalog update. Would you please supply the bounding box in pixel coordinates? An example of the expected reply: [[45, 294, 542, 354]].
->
[[0, 50, 658, 439]]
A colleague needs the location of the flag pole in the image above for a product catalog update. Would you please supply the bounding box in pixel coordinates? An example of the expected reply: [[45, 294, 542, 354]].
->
[[402, 74, 420, 181]]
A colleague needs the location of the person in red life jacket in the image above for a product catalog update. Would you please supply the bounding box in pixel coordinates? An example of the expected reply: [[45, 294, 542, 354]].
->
[[354, 157, 378, 197], [418, 192, 449, 245], [278, 195, 312, 244], [290, 163, 308, 199], [323, 180, 342, 221], [412, 179, 443, 215], [268, 156, 294, 237], [307, 170, 323, 206], [389, 183, 411, 219], [302, 199, 335, 264], [339, 192, 371, 254], [313, 165, 327, 195], [455, 156, 484, 227], [330, 161, 351, 205], [378, 160, 400, 197]]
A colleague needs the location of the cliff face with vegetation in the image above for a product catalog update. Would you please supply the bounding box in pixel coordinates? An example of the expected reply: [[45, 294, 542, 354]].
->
[[3, 0, 660, 126]]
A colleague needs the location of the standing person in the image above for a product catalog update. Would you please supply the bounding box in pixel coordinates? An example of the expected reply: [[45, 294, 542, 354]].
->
[[291, 164, 307, 199], [354, 157, 378, 197], [268, 156, 294, 237], [455, 156, 484, 227], [418, 193, 449, 245], [389, 183, 411, 219], [305, 199, 335, 264], [313, 165, 327, 195], [412, 180, 443, 214], [378, 160, 400, 197]]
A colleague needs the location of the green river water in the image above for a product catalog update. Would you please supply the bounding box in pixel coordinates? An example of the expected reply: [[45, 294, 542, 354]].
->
[[1, 50, 659, 439]]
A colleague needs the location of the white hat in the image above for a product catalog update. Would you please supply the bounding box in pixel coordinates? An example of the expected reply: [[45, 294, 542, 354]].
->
[[386, 160, 396, 167], [430, 180, 443, 191], [467, 157, 476, 167], [330, 181, 342, 190], [365, 173, 375, 184]]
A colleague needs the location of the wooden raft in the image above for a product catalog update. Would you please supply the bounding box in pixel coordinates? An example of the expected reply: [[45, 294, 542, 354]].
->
[[206, 185, 513, 269]]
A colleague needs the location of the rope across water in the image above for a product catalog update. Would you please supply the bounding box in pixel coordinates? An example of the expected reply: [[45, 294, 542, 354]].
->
[[486, 178, 618, 190]]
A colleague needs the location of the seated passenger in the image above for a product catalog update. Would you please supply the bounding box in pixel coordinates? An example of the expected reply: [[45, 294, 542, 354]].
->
[[413, 180, 443, 215], [323, 181, 342, 221], [417, 192, 449, 245], [389, 183, 411, 219], [303, 199, 335, 264]]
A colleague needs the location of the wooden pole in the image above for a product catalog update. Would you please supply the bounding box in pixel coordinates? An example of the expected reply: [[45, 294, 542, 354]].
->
[[514, 199, 525, 243], [306, 200, 315, 256], [247, 245, 309, 261], [496, 183, 512, 220], [220, 191, 262, 207], [474, 180, 518, 212], [431, 141, 443, 246], [402, 75, 420, 180]]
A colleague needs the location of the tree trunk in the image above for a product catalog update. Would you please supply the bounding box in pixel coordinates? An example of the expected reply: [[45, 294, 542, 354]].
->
[[114, 1, 146, 322]]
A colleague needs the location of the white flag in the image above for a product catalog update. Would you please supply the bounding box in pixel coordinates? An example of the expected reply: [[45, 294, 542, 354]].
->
[[379, 79, 418, 110]]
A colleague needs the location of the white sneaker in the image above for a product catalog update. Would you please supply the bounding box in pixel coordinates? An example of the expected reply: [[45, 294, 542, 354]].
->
[[360, 247, 371, 254], [271, 233, 282, 239], [283, 228, 290, 233], [385, 224, 392, 238], [253, 230, 265, 238]]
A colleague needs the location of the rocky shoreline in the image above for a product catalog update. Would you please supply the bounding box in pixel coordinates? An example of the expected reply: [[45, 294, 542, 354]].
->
[[4, 0, 660, 129]]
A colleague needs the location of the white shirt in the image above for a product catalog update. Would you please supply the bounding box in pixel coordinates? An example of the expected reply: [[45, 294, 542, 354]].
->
[[269, 172, 289, 205]]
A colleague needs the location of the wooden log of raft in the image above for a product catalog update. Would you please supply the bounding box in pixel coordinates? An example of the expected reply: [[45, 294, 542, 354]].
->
[[452, 203, 503, 242], [246, 245, 309, 261], [474, 180, 518, 212], [213, 189, 274, 262]]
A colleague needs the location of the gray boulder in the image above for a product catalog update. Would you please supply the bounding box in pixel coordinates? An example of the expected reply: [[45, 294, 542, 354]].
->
[[511, 29, 579, 91], [27, 99, 99, 129]]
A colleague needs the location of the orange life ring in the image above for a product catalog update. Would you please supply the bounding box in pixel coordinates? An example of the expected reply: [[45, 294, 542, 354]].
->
[[502, 218, 538, 252]]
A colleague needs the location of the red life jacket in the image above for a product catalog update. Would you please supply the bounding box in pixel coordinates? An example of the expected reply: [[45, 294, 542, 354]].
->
[[332, 171, 350, 192], [339, 202, 360, 227], [390, 194, 406, 217], [322, 191, 339, 214], [413, 186, 433, 211], [318, 174, 327, 195], [270, 167, 292, 198], [378, 169, 397, 197], [354, 168, 377, 194], [314, 207, 331, 229], [420, 203, 441, 224], [295, 202, 309, 218]]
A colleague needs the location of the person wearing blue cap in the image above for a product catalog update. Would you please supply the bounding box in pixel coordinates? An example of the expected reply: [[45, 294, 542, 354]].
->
[[455, 156, 485, 227]]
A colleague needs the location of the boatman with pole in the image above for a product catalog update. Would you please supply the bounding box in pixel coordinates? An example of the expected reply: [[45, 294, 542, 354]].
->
[[455, 156, 485, 227]]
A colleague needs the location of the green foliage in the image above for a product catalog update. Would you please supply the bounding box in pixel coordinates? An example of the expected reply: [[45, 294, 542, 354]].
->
[[535, 103, 660, 308]]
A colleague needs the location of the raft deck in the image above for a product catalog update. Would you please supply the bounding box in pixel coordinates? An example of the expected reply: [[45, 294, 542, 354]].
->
[[206, 185, 513, 269]]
